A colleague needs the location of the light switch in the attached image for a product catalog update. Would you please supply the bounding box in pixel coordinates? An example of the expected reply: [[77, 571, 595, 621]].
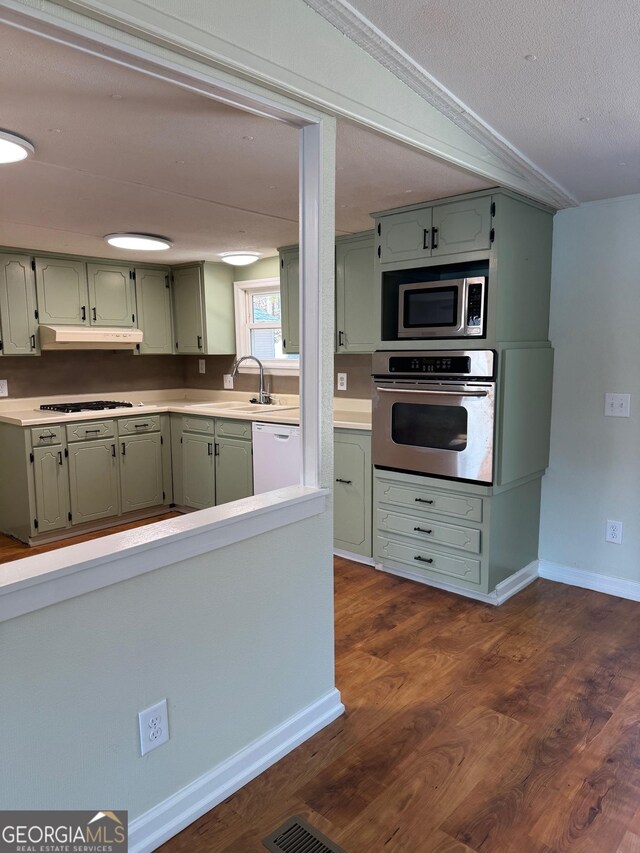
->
[[604, 392, 631, 417]]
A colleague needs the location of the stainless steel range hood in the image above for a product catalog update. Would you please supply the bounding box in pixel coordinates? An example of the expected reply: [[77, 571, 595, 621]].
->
[[39, 325, 144, 350]]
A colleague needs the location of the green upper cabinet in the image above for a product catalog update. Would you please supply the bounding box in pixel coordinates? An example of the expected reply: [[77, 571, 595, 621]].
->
[[281, 230, 376, 356], [431, 196, 493, 257], [134, 267, 172, 355], [171, 262, 235, 355], [35, 256, 89, 325], [376, 195, 493, 263], [0, 253, 39, 356], [279, 246, 300, 355], [86, 263, 135, 327], [172, 265, 203, 354], [377, 207, 433, 264], [335, 232, 376, 353]]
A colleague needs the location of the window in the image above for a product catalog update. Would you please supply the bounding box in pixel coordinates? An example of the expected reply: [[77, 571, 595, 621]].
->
[[233, 277, 299, 372]]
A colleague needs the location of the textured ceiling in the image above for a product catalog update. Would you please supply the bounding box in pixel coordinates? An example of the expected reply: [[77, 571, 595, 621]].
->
[[0, 23, 491, 263], [342, 0, 640, 203]]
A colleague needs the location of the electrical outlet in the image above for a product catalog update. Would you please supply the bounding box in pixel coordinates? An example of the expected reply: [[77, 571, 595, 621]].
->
[[606, 520, 623, 544], [223, 374, 234, 389], [138, 698, 169, 755], [198, 359, 206, 374], [337, 372, 347, 391], [604, 392, 631, 417], [0, 380, 7, 397]]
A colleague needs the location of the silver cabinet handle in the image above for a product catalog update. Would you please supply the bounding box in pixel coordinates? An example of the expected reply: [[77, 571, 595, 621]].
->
[[377, 387, 488, 398]]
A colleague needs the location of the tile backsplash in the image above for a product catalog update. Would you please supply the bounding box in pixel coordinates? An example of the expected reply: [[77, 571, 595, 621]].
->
[[1, 350, 374, 400], [0, 351, 184, 398]]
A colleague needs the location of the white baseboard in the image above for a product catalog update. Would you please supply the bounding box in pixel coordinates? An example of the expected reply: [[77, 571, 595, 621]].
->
[[129, 688, 344, 853], [333, 548, 375, 566], [538, 560, 640, 602], [374, 561, 538, 606]]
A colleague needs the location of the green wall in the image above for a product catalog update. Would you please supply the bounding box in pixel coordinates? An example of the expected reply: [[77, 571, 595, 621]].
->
[[540, 194, 640, 581], [233, 255, 279, 281]]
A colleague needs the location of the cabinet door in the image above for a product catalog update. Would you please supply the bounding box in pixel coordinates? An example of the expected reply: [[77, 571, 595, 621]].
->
[[120, 433, 163, 512], [68, 438, 120, 524], [279, 248, 299, 354], [87, 263, 135, 327], [135, 267, 172, 354], [32, 446, 70, 533], [0, 254, 39, 356], [334, 431, 372, 557], [215, 437, 253, 505], [431, 196, 492, 257], [35, 257, 89, 325], [335, 233, 376, 353], [172, 266, 204, 354], [182, 432, 215, 509], [377, 208, 432, 263]]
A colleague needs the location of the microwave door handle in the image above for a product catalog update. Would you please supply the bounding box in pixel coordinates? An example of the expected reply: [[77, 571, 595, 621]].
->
[[376, 386, 488, 398]]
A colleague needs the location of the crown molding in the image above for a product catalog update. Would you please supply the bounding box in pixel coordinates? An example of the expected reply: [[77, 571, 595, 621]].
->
[[304, 0, 577, 209]]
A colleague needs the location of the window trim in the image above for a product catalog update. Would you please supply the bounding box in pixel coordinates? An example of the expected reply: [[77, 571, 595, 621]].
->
[[233, 276, 300, 374]]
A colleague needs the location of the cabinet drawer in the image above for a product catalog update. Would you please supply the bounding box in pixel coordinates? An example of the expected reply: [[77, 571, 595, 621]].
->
[[215, 418, 252, 440], [377, 480, 483, 522], [66, 420, 115, 442], [118, 415, 161, 435], [377, 535, 481, 585], [31, 425, 64, 447], [376, 508, 481, 554], [181, 415, 214, 435]]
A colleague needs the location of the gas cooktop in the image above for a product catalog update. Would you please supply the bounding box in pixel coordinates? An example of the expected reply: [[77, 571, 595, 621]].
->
[[39, 400, 134, 414]]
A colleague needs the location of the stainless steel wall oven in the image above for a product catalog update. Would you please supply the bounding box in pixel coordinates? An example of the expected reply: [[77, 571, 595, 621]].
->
[[372, 350, 496, 484]]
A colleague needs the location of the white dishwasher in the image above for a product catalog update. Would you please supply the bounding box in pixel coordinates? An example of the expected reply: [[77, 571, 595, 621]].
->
[[252, 422, 302, 494]]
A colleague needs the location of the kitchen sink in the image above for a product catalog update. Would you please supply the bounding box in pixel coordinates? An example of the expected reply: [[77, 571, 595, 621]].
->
[[186, 401, 297, 413]]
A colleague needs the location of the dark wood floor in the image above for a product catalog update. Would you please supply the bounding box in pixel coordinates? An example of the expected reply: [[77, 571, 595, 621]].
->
[[0, 511, 182, 564], [159, 556, 640, 853]]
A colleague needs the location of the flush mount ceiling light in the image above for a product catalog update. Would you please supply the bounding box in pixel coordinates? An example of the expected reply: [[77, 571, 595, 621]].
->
[[0, 130, 35, 164], [220, 252, 261, 266], [105, 233, 172, 251]]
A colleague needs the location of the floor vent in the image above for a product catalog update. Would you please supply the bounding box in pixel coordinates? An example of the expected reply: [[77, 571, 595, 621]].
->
[[263, 815, 346, 852]]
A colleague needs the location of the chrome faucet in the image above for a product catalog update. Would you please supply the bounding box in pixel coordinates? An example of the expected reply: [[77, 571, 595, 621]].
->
[[231, 355, 271, 404]]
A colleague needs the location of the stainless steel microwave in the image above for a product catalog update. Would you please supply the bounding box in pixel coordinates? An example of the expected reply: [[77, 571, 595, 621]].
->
[[397, 276, 486, 339]]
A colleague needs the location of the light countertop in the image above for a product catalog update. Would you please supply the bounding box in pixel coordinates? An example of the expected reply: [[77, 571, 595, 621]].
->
[[0, 389, 371, 430]]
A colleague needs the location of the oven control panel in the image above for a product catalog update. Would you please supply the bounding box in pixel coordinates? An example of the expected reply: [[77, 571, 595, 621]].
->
[[372, 349, 495, 380], [387, 355, 471, 374]]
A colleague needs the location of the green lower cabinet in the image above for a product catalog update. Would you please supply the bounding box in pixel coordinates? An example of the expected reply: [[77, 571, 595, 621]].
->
[[374, 468, 542, 596], [120, 433, 164, 512], [68, 438, 120, 524], [333, 429, 372, 558], [215, 437, 253, 505], [32, 445, 70, 533], [182, 432, 215, 509]]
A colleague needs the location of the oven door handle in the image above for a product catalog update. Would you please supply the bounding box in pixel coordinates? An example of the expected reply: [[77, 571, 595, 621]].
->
[[376, 386, 488, 398]]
